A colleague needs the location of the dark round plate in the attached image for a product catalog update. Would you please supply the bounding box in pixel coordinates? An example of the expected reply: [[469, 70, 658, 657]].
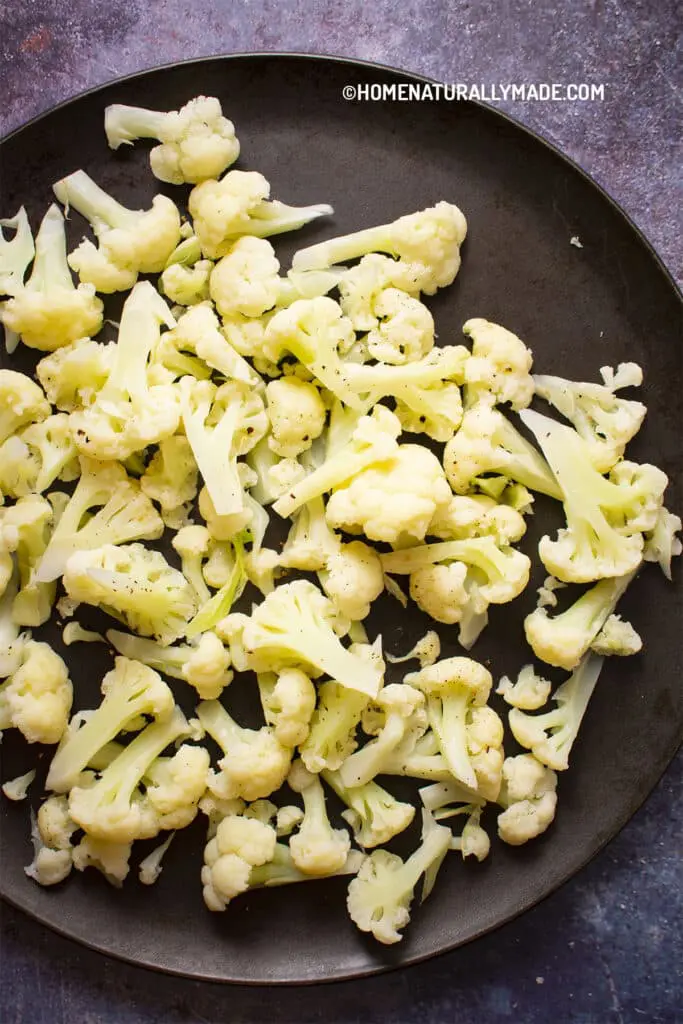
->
[[0, 54, 681, 985]]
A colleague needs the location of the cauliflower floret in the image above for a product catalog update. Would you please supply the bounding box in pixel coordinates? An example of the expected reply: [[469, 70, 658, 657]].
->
[[0, 414, 78, 499], [36, 337, 114, 412], [63, 543, 198, 644], [0, 640, 72, 744], [346, 809, 452, 944], [0, 206, 34, 297], [210, 236, 281, 318], [0, 369, 50, 446], [1, 206, 103, 351], [53, 171, 181, 293], [462, 318, 534, 410], [140, 435, 199, 524], [496, 664, 552, 710], [189, 169, 332, 259], [409, 562, 469, 625], [365, 288, 435, 365], [258, 668, 317, 747], [197, 698, 292, 802], [428, 493, 526, 545], [160, 258, 212, 306], [591, 614, 642, 656], [145, 743, 210, 819], [105, 96, 240, 185], [394, 379, 463, 443], [319, 541, 384, 621], [293, 201, 468, 296], [201, 809, 277, 911], [326, 444, 452, 545], [497, 754, 558, 845], [287, 760, 351, 876], [337, 254, 419, 331], [72, 835, 132, 886], [266, 377, 327, 458]]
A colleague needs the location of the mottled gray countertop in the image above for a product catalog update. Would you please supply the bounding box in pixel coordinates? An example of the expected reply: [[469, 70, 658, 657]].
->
[[1, 1, 681, 1022]]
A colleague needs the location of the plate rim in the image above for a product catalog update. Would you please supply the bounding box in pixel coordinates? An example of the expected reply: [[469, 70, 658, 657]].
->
[[0, 50, 681, 986]]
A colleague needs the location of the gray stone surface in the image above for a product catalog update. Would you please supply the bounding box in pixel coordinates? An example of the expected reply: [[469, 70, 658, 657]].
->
[[1, 1, 681, 1021]]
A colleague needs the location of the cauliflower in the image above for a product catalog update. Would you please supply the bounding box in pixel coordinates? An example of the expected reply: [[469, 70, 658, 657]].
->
[[381, 535, 531, 607], [508, 652, 604, 771], [337, 254, 417, 331], [257, 668, 317, 747], [0, 369, 50, 446], [46, 656, 174, 793], [184, 530, 248, 637], [25, 799, 75, 887], [319, 541, 385, 621], [53, 171, 181, 292], [394, 379, 464, 442], [280, 496, 340, 571], [2, 768, 36, 801], [0, 640, 72, 744], [167, 302, 261, 386], [138, 833, 175, 885], [263, 296, 360, 407], [72, 835, 133, 887], [293, 201, 468, 296], [35, 457, 163, 582], [408, 562, 470, 625], [105, 96, 240, 184], [160, 259, 212, 306], [643, 507, 682, 580], [428, 493, 526, 546], [181, 377, 267, 523], [326, 443, 452, 545], [0, 206, 34, 296], [1, 494, 57, 626], [533, 366, 646, 471], [197, 698, 292, 802], [140, 435, 199, 527], [524, 570, 637, 670], [324, 771, 415, 848], [299, 681, 370, 772], [287, 760, 351, 876], [210, 236, 281, 318], [462, 318, 534, 410], [346, 808, 452, 945], [496, 664, 552, 710], [0, 205, 103, 351], [70, 284, 180, 461], [266, 377, 327, 458], [107, 628, 232, 700], [68, 707, 193, 843], [63, 543, 198, 644], [272, 405, 401, 519], [218, 580, 384, 698], [520, 410, 653, 582], [386, 631, 441, 669], [497, 754, 558, 845], [201, 810, 278, 911], [172, 524, 212, 604], [591, 615, 642, 656], [365, 288, 435, 364], [444, 404, 561, 498], [405, 657, 503, 799], [36, 337, 114, 412], [338, 683, 427, 788], [188, 169, 333, 259], [0, 414, 78, 499]]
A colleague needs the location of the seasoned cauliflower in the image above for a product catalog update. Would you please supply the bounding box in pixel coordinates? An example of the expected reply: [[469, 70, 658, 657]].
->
[[0, 641, 72, 745], [326, 444, 451, 544], [462, 318, 534, 410], [0, 369, 50, 446], [320, 541, 385, 621], [366, 288, 435, 365], [266, 376, 327, 458], [105, 96, 240, 184], [210, 236, 281, 318]]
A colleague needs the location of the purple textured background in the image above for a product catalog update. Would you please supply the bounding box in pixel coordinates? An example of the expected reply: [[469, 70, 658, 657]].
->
[[1, 1, 681, 1021]]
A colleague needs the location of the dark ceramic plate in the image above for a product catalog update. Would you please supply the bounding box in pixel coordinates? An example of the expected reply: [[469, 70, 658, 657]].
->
[[0, 54, 681, 985]]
